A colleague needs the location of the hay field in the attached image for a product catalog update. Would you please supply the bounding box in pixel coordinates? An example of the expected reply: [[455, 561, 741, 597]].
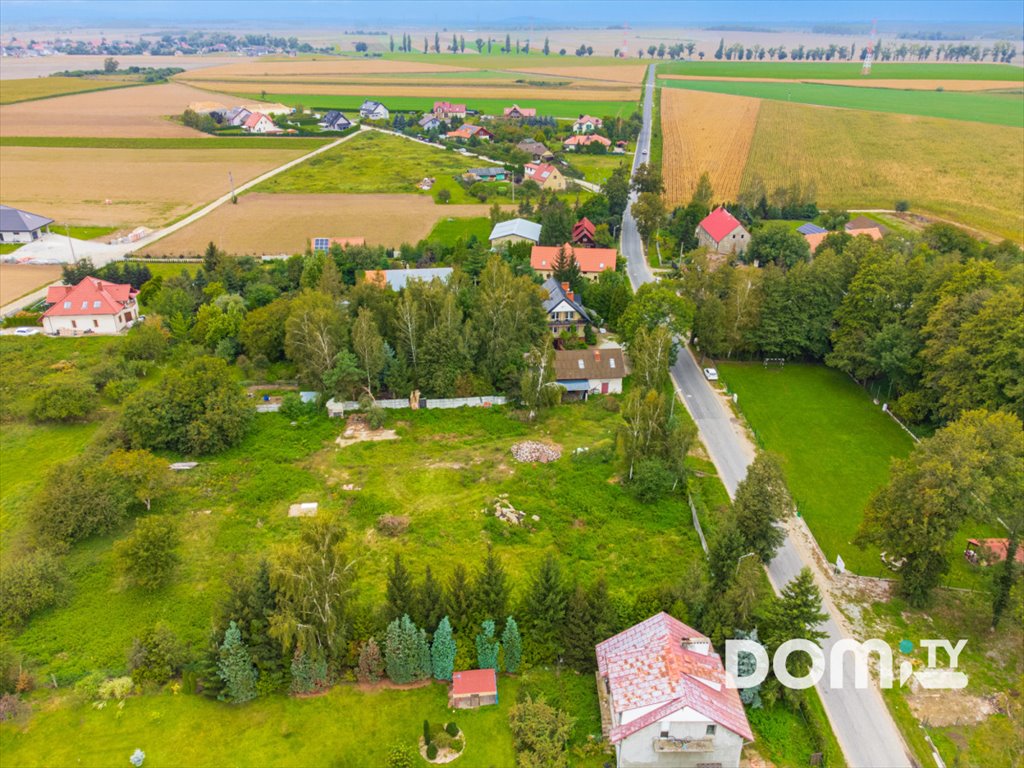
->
[[0, 76, 141, 104], [178, 59, 471, 81], [741, 101, 1024, 241], [0, 54, 243, 80], [0, 82, 275, 138], [137, 193, 497, 255], [0, 146, 306, 227], [511, 64, 649, 84], [661, 88, 760, 207], [0, 265, 62, 305], [659, 75, 1018, 92]]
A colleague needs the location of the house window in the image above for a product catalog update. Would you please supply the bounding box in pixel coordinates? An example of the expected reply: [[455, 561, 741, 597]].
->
[[81, 301, 89, 309], [609, 359, 616, 369], [71, 320, 77, 328], [63, 301, 71, 309], [706, 724, 716, 736], [92, 319, 99, 328], [313, 237, 330, 252], [93, 300, 102, 308], [660, 724, 670, 738], [577, 360, 584, 369]]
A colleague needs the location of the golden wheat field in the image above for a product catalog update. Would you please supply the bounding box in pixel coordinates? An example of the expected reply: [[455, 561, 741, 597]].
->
[[741, 101, 1024, 241], [0, 82, 273, 137], [0, 265, 63, 306], [178, 59, 471, 80], [138, 193, 498, 256], [0, 146, 306, 227], [661, 88, 760, 207], [659, 75, 1018, 91]]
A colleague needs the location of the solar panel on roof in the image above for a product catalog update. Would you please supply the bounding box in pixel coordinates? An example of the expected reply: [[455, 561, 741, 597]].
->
[[313, 238, 330, 252], [796, 223, 828, 235]]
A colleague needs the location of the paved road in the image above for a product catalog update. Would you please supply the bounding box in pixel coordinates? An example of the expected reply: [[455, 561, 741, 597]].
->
[[622, 66, 913, 768]]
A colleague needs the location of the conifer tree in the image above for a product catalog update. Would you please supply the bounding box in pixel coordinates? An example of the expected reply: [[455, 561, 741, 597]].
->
[[217, 621, 257, 703], [562, 583, 597, 671], [431, 616, 456, 681], [501, 617, 522, 673], [763, 568, 827, 679], [357, 637, 384, 683], [519, 554, 567, 664], [415, 565, 445, 634], [732, 453, 791, 562], [474, 549, 509, 627], [416, 626, 432, 680], [475, 620, 500, 670], [386, 553, 415, 623], [385, 614, 422, 683], [443, 564, 475, 634]]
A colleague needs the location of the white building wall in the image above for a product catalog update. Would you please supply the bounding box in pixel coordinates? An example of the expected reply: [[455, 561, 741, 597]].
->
[[618, 716, 745, 768]]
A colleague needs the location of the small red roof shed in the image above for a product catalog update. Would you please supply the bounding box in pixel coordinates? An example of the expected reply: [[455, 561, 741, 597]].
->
[[451, 669, 497, 697]]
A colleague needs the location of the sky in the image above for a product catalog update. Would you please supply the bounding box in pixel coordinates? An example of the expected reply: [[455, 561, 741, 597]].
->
[[0, 0, 1021, 30]]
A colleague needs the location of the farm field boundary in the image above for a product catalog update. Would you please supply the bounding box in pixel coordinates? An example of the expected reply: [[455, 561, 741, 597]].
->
[[0, 136, 333, 150], [657, 60, 1024, 80], [0, 76, 149, 105], [660, 74, 1019, 92]]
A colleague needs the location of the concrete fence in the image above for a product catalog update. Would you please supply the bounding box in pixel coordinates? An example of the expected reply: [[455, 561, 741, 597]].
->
[[325, 395, 506, 417]]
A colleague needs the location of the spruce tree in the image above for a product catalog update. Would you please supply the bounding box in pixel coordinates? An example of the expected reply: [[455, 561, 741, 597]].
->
[[217, 621, 257, 703], [763, 568, 827, 679], [588, 578, 618, 643], [520, 554, 567, 664], [474, 549, 509, 627], [357, 638, 383, 683], [416, 565, 445, 634], [562, 583, 597, 672], [431, 616, 456, 680], [992, 534, 1019, 628], [501, 617, 522, 673], [444, 564, 475, 634], [708, 513, 749, 590], [475, 620, 500, 670], [416, 627, 432, 681], [732, 453, 791, 562], [385, 614, 419, 684], [386, 554, 415, 623]]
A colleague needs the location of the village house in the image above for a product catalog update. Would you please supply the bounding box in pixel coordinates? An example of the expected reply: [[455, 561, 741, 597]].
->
[[41, 277, 139, 335], [446, 124, 495, 142], [318, 110, 352, 131], [450, 669, 498, 709], [797, 222, 829, 253], [554, 346, 625, 397], [571, 217, 598, 248], [359, 100, 390, 120], [311, 237, 366, 252], [530, 243, 617, 280], [542, 278, 590, 337], [572, 114, 604, 133], [965, 538, 1024, 566], [242, 112, 280, 134], [0, 205, 53, 243], [523, 162, 566, 191], [845, 215, 887, 240], [418, 114, 441, 131], [696, 207, 749, 255], [503, 104, 536, 119], [223, 106, 252, 127], [563, 134, 612, 151], [464, 167, 508, 183], [596, 613, 754, 768], [433, 101, 467, 120], [363, 267, 453, 291], [516, 138, 554, 162], [489, 218, 542, 248]]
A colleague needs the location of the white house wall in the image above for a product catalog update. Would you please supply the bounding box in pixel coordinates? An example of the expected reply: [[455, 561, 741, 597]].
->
[[618, 716, 744, 768]]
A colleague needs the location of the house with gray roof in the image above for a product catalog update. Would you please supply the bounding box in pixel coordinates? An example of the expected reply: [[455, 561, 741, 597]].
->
[[489, 218, 542, 248], [318, 110, 352, 131], [223, 106, 252, 127], [796, 222, 827, 235], [542, 277, 590, 338], [359, 100, 390, 120], [465, 167, 508, 182], [0, 205, 53, 243], [364, 267, 452, 291], [419, 114, 441, 131]]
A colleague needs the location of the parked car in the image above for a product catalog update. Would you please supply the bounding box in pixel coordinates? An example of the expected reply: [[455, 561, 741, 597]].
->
[[703, 367, 719, 381], [14, 327, 41, 336]]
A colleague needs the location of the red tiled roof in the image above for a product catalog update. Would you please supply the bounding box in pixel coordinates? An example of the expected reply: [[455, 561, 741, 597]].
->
[[243, 112, 269, 129], [596, 612, 754, 744], [564, 134, 611, 147], [433, 101, 466, 113], [968, 538, 1024, 564], [447, 124, 493, 140], [524, 162, 558, 181], [698, 207, 745, 243], [531, 243, 617, 274], [804, 231, 828, 253], [451, 668, 497, 696], [573, 217, 596, 240], [504, 104, 536, 117], [574, 114, 603, 125], [43, 277, 136, 318]]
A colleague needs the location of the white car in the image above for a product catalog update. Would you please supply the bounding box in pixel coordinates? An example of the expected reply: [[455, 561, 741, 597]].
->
[[703, 367, 719, 381], [14, 327, 41, 336], [642, 149, 648, 155]]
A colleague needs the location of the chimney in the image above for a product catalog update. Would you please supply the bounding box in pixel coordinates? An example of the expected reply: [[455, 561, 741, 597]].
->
[[567, 291, 574, 302], [594, 349, 601, 362], [561, 282, 570, 292]]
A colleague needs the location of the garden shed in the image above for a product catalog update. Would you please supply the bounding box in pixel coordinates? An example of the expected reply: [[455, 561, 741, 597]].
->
[[449, 669, 498, 709]]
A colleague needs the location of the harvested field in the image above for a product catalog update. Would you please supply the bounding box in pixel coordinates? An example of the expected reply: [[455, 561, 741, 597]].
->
[[0, 54, 243, 80], [659, 75, 1020, 92], [0, 76, 141, 104], [741, 101, 1024, 242], [184, 80, 638, 101], [511, 64, 649, 84], [661, 88, 760, 206], [0, 146, 306, 227], [137, 193, 496, 256], [0, 264, 62, 305], [0, 82, 278, 138], [178, 59, 471, 80]]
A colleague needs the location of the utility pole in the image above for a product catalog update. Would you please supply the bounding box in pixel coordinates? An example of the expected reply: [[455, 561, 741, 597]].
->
[[64, 224, 76, 263], [229, 171, 236, 202]]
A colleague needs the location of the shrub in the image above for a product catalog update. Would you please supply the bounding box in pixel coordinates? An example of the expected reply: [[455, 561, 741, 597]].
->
[[445, 721, 459, 737], [0, 550, 66, 628], [103, 377, 139, 403], [128, 623, 186, 686], [630, 456, 675, 503], [895, 199, 911, 212], [601, 396, 620, 413], [0, 643, 24, 695], [436, 189, 451, 204], [121, 320, 170, 361], [72, 670, 106, 702], [0, 693, 24, 722], [384, 743, 416, 768], [426, 743, 438, 761], [376, 515, 409, 537], [2, 312, 42, 328], [113, 517, 180, 590], [97, 676, 135, 701], [33, 457, 133, 546], [289, 649, 329, 695], [357, 638, 384, 683], [423, 718, 432, 745], [30, 378, 97, 422], [279, 392, 316, 420]]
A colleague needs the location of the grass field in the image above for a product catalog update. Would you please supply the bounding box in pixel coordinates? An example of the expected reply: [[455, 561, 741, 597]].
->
[[658, 78, 1024, 127], [0, 145, 306, 228], [661, 88, 759, 206], [0, 136, 332, 150], [739, 101, 1024, 241], [568, 152, 632, 185], [657, 61, 1024, 81], [0, 76, 146, 105], [189, 80, 637, 101], [660, 75, 1021, 92], [425, 215, 493, 245]]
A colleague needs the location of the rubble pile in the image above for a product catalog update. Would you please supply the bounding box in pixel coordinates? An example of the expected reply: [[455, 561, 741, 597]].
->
[[510, 441, 562, 463]]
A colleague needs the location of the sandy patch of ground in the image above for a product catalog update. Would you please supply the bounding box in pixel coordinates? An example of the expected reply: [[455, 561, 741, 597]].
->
[[0, 264, 62, 305], [0, 81, 280, 138], [906, 688, 997, 727], [0, 145, 306, 228], [335, 414, 399, 449], [139, 193, 495, 255], [660, 75, 1020, 91], [661, 88, 760, 206]]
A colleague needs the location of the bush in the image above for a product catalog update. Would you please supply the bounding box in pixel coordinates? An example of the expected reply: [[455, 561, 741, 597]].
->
[[128, 623, 186, 686], [376, 515, 410, 537], [384, 743, 416, 768], [97, 676, 135, 701], [426, 743, 438, 761], [113, 517, 180, 590], [630, 456, 676, 503], [104, 377, 140, 403], [121, 320, 170, 361], [423, 718, 432, 746], [30, 378, 98, 422], [0, 550, 66, 628], [601, 396, 620, 412], [33, 457, 133, 546], [72, 670, 106, 702], [0, 693, 24, 722], [436, 189, 451, 204], [2, 312, 42, 328], [445, 721, 459, 737], [895, 199, 911, 212]]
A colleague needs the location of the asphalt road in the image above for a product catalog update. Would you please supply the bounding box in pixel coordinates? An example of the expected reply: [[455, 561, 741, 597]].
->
[[622, 67, 913, 768]]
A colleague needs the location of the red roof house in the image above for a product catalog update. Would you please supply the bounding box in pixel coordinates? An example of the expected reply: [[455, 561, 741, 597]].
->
[[503, 104, 537, 118], [571, 217, 597, 247], [446, 124, 494, 142], [42, 277, 139, 335], [531, 243, 617, 279], [696, 207, 749, 255], [433, 101, 467, 120], [563, 134, 612, 150], [596, 613, 753, 766], [966, 538, 1024, 566], [450, 668, 498, 708], [523, 162, 566, 191], [242, 112, 279, 134]]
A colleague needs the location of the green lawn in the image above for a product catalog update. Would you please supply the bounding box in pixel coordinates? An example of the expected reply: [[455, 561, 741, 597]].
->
[[425, 216, 493, 245], [0, 137, 332, 150], [567, 152, 632, 185], [237, 92, 637, 119], [659, 78, 1024, 127], [657, 61, 1024, 81]]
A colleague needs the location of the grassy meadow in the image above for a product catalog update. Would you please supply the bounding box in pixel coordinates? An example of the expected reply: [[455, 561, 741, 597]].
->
[[0, 76, 144, 105], [657, 61, 1024, 81], [568, 152, 632, 185], [425, 215, 493, 245], [659, 78, 1024, 127], [740, 100, 1024, 241]]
